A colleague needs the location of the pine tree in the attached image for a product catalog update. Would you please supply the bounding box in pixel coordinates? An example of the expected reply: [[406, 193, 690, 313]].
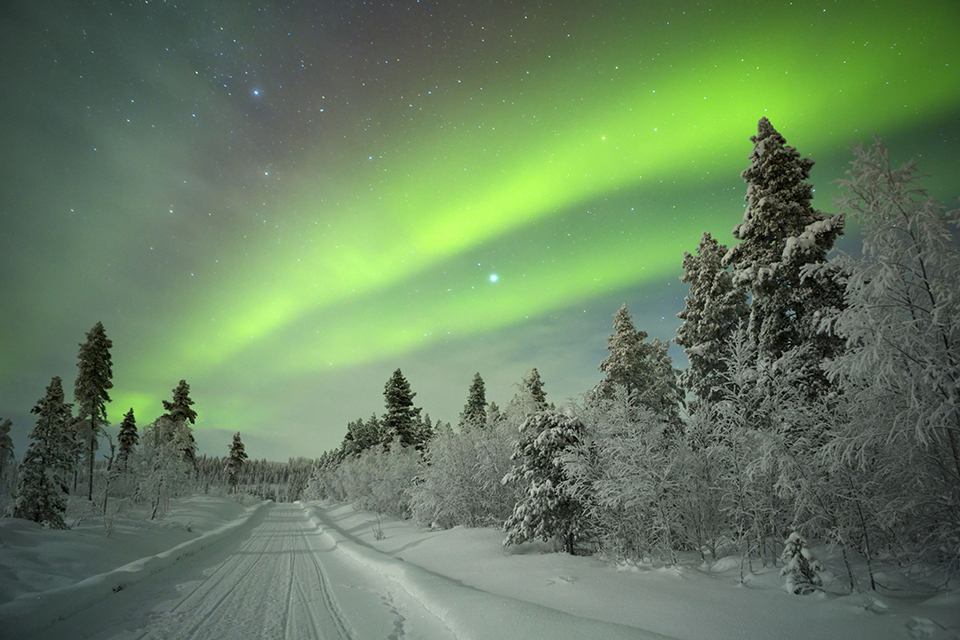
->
[[723, 118, 845, 368], [459, 373, 488, 430], [597, 304, 681, 421], [116, 408, 138, 472], [676, 233, 749, 406], [508, 368, 550, 421], [382, 369, 420, 447], [486, 402, 505, 428], [162, 380, 198, 469], [366, 413, 383, 446], [163, 379, 198, 425], [227, 432, 248, 489], [342, 416, 380, 456], [13, 447, 68, 529], [503, 410, 587, 554], [414, 413, 435, 449], [75, 321, 113, 500], [523, 368, 548, 409], [13, 377, 76, 528]]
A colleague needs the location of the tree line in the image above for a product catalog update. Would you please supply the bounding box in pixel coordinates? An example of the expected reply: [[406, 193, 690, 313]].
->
[[1, 326, 252, 527], [306, 119, 960, 593]]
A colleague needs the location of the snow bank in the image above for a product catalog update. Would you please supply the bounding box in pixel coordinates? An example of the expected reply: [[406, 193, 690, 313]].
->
[[303, 501, 960, 640], [300, 502, 669, 640], [0, 496, 269, 636]]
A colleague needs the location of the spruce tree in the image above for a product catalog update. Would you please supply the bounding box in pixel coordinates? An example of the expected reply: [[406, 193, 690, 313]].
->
[[523, 368, 547, 409], [414, 413, 435, 449], [676, 233, 749, 406], [597, 304, 681, 421], [163, 379, 198, 425], [13, 377, 76, 528], [365, 413, 383, 446], [780, 532, 824, 594], [459, 373, 488, 430], [722, 118, 844, 367], [161, 380, 198, 468], [503, 410, 587, 554], [227, 432, 248, 489], [486, 401, 504, 428], [382, 369, 420, 447], [116, 408, 138, 472], [75, 321, 113, 500], [342, 416, 380, 456]]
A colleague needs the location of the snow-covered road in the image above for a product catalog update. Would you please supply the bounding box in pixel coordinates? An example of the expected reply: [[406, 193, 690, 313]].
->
[[30, 503, 459, 639], [24, 502, 656, 640], [10, 499, 954, 639]]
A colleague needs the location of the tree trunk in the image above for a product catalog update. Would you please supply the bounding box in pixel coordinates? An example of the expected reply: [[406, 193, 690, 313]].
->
[[87, 421, 96, 501]]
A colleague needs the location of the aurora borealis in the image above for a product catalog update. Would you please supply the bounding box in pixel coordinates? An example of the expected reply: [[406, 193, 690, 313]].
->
[[2, 0, 958, 461]]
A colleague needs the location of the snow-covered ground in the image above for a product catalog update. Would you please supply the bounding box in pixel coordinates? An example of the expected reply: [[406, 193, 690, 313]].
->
[[1, 496, 957, 639]]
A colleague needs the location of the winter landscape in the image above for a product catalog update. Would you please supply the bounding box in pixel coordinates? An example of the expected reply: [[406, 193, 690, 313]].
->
[[2, 1, 959, 639]]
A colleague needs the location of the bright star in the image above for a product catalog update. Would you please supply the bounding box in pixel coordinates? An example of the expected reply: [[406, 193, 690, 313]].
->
[[253, 89, 260, 96], [489, 274, 498, 283]]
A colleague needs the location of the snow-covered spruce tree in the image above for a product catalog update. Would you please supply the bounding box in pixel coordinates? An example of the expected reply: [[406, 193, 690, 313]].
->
[[227, 432, 248, 489], [486, 401, 505, 427], [75, 321, 114, 501], [116, 408, 138, 472], [459, 372, 488, 430], [413, 412, 435, 450], [596, 304, 682, 424], [723, 118, 845, 388], [676, 232, 749, 407], [506, 368, 550, 420], [382, 368, 421, 448], [342, 416, 381, 457], [12, 378, 76, 528], [503, 410, 587, 554], [813, 139, 960, 562], [161, 380, 198, 469], [0, 417, 14, 487], [780, 532, 824, 594]]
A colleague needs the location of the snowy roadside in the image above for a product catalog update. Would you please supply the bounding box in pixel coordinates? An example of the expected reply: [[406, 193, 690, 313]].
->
[[0, 494, 269, 636], [301, 500, 666, 640], [303, 500, 960, 640]]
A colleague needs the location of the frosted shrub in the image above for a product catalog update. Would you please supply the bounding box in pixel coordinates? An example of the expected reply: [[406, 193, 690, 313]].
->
[[136, 418, 197, 519], [810, 139, 960, 566], [564, 387, 689, 563], [780, 532, 823, 594], [319, 441, 420, 519]]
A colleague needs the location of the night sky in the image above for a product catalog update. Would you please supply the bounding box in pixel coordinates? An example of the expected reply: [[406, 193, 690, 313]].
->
[[2, 0, 958, 462]]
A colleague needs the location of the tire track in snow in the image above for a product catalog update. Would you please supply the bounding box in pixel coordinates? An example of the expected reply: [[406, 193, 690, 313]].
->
[[298, 505, 355, 640], [135, 511, 286, 639]]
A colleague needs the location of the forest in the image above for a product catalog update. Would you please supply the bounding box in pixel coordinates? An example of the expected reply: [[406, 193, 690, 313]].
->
[[3, 118, 958, 595]]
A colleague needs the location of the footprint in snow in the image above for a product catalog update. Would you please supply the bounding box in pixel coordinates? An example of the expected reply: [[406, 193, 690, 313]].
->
[[906, 617, 942, 639]]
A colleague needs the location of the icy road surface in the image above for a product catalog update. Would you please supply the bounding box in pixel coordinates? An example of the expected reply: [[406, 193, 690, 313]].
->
[[27, 503, 656, 640]]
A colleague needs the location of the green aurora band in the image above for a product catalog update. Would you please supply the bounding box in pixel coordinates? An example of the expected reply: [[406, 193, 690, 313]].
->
[[25, 1, 957, 433]]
